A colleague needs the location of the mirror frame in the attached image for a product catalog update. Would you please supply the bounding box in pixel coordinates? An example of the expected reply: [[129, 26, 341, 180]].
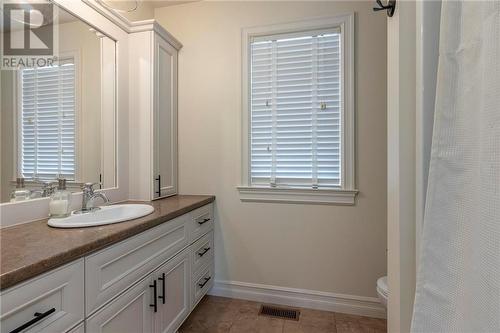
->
[[0, 0, 129, 227]]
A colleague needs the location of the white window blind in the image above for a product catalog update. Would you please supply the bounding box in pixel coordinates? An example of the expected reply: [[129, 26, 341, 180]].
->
[[250, 29, 342, 188], [20, 58, 76, 180]]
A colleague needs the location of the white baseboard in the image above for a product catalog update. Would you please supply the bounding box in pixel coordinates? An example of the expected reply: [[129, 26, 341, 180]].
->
[[208, 280, 386, 319]]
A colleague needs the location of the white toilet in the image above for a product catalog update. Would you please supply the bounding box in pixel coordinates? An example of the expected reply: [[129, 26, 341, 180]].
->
[[376, 276, 388, 307]]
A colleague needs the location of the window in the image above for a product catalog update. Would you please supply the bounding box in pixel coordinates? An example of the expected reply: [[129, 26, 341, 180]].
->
[[19, 57, 77, 181], [239, 15, 357, 204]]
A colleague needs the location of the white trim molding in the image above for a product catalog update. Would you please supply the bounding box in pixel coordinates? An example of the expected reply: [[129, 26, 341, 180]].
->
[[237, 186, 358, 205], [82, 0, 183, 50], [240, 14, 356, 204], [209, 280, 386, 319]]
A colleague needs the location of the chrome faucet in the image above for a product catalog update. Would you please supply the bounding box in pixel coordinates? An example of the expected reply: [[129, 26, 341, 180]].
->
[[75, 183, 109, 214]]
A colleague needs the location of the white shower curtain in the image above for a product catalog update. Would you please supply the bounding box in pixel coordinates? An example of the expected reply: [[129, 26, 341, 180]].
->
[[412, 2, 500, 333]]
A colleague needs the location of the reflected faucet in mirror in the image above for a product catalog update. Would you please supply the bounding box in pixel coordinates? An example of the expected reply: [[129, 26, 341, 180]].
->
[[9, 177, 57, 202], [30, 181, 56, 199]]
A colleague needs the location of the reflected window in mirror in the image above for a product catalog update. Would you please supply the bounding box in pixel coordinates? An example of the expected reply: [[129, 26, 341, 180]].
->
[[0, 5, 117, 203], [19, 56, 77, 181]]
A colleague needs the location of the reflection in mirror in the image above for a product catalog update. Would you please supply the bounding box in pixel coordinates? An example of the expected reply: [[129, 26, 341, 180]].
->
[[0, 4, 116, 203]]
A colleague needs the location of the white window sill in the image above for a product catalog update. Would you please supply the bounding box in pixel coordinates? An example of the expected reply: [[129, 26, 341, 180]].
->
[[236, 186, 358, 205]]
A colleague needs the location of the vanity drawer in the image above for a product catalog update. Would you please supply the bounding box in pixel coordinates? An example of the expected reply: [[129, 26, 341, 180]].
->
[[191, 231, 214, 274], [191, 261, 214, 309], [189, 204, 214, 242], [85, 215, 189, 315], [0, 260, 84, 333]]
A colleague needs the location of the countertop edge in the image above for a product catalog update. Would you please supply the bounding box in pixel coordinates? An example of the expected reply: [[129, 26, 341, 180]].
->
[[0, 195, 215, 291]]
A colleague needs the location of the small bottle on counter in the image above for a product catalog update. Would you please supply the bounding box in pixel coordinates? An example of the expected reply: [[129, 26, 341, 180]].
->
[[10, 177, 31, 202], [49, 178, 72, 218]]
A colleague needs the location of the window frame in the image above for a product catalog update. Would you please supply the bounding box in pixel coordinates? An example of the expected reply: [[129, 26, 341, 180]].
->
[[15, 51, 81, 182], [238, 14, 357, 205]]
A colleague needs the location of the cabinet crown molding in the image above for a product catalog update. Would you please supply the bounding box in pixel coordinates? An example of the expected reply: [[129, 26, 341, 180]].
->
[[82, 0, 183, 50]]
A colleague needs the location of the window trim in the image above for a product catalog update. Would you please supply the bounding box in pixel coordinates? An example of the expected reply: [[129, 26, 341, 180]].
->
[[239, 14, 357, 205]]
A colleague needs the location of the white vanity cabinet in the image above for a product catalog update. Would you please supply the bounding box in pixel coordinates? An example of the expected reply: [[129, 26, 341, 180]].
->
[[84, 203, 213, 333], [129, 22, 182, 201], [0, 202, 215, 333], [87, 248, 191, 333], [84, 214, 189, 314]]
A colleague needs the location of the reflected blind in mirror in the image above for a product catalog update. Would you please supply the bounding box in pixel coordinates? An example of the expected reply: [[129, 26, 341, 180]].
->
[[20, 58, 76, 180], [250, 29, 342, 188]]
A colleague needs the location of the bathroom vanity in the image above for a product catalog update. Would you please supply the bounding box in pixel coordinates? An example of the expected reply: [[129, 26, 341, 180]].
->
[[0, 195, 215, 333], [0, 1, 213, 332]]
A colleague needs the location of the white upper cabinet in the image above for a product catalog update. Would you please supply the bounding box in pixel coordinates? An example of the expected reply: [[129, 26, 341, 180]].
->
[[128, 22, 181, 201], [153, 35, 178, 199]]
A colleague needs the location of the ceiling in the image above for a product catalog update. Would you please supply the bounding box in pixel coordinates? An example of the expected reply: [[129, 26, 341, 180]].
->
[[144, 0, 201, 8]]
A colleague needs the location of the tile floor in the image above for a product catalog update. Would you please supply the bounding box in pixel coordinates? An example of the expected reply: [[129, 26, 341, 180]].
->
[[179, 295, 387, 333]]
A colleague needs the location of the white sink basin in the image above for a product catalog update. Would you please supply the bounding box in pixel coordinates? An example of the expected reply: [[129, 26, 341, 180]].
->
[[48, 204, 155, 228]]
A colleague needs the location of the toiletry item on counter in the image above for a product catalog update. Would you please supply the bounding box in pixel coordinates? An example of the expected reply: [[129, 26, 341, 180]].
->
[[49, 178, 72, 218], [10, 178, 31, 202]]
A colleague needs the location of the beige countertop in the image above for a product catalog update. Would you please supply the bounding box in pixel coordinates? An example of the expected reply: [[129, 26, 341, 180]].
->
[[0, 195, 215, 291]]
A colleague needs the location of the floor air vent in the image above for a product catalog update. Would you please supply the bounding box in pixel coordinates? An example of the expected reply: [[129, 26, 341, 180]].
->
[[259, 305, 300, 321]]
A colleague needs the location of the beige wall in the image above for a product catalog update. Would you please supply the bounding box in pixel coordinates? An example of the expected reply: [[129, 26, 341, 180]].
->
[[0, 71, 16, 202], [155, 1, 387, 298], [59, 21, 102, 186]]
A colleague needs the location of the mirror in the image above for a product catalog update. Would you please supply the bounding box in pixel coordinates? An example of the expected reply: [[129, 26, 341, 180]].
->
[[0, 4, 116, 203]]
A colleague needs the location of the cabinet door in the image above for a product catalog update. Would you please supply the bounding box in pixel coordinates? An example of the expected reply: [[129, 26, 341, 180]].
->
[[153, 35, 178, 199], [153, 250, 190, 333], [86, 276, 154, 333]]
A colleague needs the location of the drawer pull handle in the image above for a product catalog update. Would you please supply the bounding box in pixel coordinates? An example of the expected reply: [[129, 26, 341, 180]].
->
[[198, 247, 211, 257], [198, 276, 211, 288], [150, 280, 158, 312], [198, 218, 211, 225], [158, 273, 166, 304], [9, 307, 56, 333]]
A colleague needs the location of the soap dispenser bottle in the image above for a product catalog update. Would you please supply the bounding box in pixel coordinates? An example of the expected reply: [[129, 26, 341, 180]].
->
[[49, 178, 72, 218], [10, 177, 31, 202]]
